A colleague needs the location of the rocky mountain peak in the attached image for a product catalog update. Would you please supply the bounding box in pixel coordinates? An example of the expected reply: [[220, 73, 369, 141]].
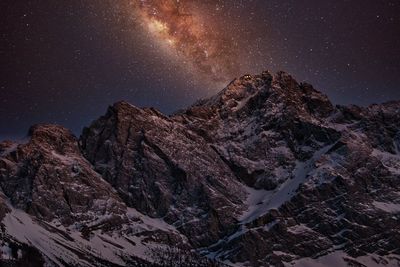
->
[[109, 100, 166, 118], [27, 124, 79, 155], [109, 100, 143, 115], [273, 70, 298, 89], [267, 71, 335, 118], [80, 98, 247, 247], [200, 70, 273, 110], [179, 71, 335, 123]]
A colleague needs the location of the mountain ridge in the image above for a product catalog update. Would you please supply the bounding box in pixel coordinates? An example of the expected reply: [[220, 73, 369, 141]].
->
[[1, 70, 400, 267]]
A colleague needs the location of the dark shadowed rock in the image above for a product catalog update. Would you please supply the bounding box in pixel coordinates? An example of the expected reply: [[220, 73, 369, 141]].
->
[[80, 101, 246, 246], [0, 71, 399, 266], [0, 124, 126, 225]]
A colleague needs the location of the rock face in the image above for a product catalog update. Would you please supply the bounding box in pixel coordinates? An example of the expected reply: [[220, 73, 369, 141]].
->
[[1, 71, 400, 267], [176, 71, 340, 190], [0, 124, 186, 266], [0, 124, 125, 225], [80, 102, 245, 247]]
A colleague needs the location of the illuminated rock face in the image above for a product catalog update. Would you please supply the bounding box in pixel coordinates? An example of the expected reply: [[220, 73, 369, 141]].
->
[[1, 71, 400, 266]]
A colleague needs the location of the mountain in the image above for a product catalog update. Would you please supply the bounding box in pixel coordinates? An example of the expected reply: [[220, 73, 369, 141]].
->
[[1, 71, 400, 267]]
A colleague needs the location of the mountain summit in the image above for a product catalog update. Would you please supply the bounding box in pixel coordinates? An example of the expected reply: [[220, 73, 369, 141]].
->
[[1, 71, 400, 266]]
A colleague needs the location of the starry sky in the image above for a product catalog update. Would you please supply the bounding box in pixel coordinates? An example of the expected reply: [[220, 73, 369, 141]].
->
[[1, 0, 400, 139]]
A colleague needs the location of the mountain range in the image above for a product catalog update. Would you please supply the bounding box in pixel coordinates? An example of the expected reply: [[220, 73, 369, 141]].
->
[[1, 71, 399, 266]]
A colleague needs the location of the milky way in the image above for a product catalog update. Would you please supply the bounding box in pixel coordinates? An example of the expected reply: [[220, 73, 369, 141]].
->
[[133, 0, 239, 82], [1, 1, 400, 138]]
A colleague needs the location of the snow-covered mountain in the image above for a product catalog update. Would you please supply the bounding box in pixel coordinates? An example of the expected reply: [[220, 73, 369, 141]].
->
[[1, 71, 399, 266]]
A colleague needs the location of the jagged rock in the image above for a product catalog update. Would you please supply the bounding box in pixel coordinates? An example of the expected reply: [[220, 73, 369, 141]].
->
[[175, 71, 341, 190], [0, 124, 186, 266], [80, 101, 246, 246], [0, 71, 399, 267], [0, 124, 126, 225]]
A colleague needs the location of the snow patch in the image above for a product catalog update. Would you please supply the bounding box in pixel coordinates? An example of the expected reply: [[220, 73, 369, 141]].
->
[[2, 203, 180, 266], [240, 143, 337, 223], [372, 201, 400, 213], [286, 251, 400, 267], [0, 243, 13, 260]]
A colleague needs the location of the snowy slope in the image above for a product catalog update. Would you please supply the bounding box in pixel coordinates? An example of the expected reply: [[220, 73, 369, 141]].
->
[[2, 201, 184, 266]]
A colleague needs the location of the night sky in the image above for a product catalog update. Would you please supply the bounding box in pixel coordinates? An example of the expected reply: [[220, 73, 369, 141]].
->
[[1, 1, 400, 139]]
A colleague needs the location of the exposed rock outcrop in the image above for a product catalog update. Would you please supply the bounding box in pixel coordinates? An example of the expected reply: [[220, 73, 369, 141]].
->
[[80, 101, 246, 247], [0, 71, 399, 267]]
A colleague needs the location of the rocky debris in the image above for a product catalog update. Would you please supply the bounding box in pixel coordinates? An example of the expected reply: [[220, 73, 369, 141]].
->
[[0, 71, 399, 266]]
